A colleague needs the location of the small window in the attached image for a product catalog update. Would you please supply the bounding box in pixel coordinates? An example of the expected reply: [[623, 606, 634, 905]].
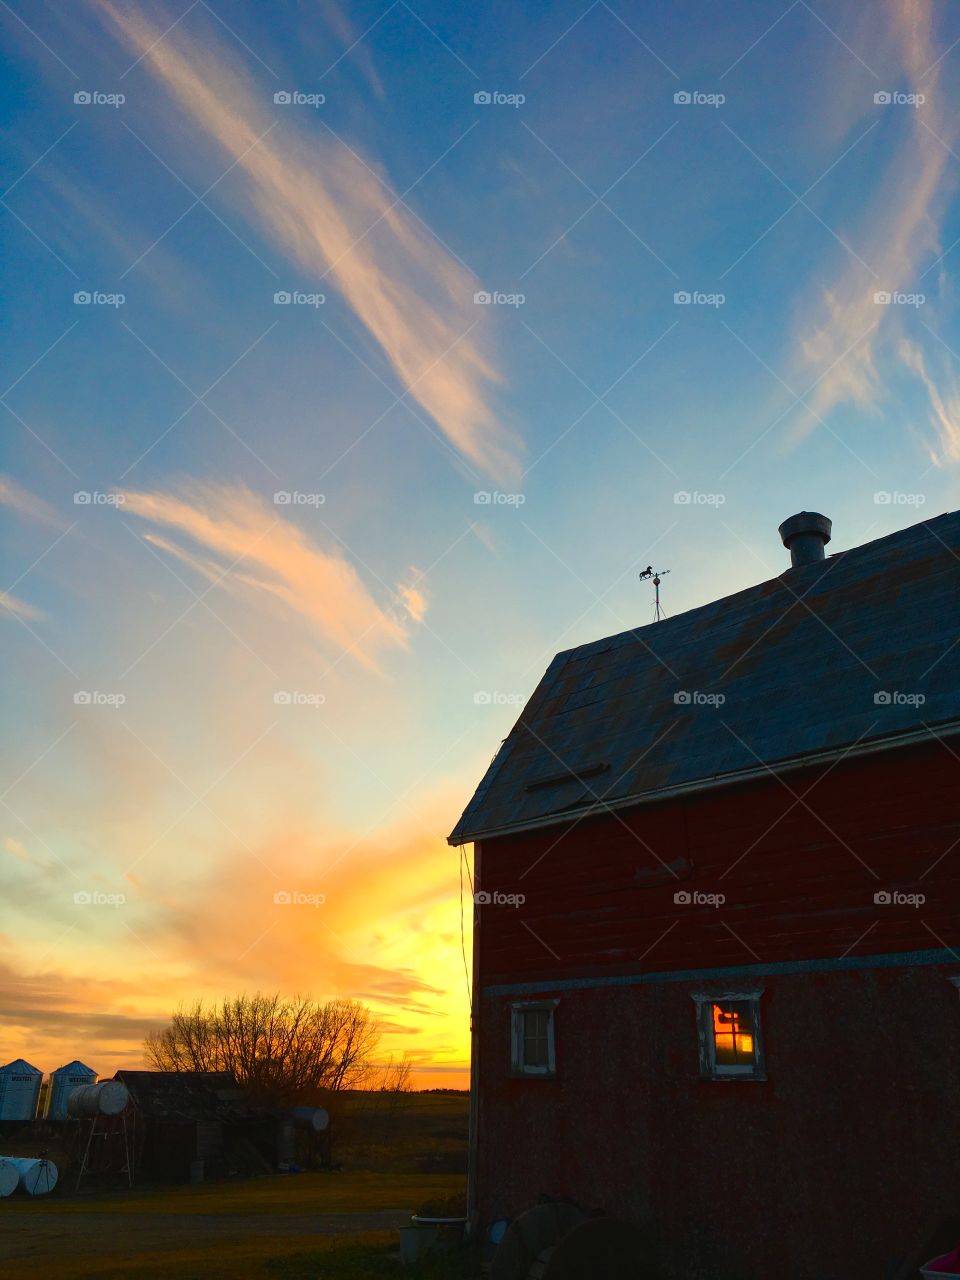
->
[[511, 1001, 557, 1076], [691, 990, 765, 1081]]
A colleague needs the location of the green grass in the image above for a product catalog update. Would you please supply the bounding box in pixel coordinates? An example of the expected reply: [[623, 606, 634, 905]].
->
[[3, 1231, 482, 1280], [1, 1093, 471, 1279], [10, 1170, 464, 1216], [267, 1241, 482, 1279]]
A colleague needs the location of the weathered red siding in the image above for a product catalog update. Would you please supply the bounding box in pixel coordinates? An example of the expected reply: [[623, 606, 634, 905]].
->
[[476, 740, 960, 988], [472, 737, 960, 1277], [476, 966, 960, 1279]]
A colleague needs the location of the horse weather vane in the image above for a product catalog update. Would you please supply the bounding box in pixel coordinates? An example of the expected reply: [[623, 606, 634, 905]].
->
[[639, 566, 670, 621]]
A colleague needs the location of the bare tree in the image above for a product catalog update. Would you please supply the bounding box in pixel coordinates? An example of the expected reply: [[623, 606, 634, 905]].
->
[[144, 993, 379, 1099], [375, 1052, 415, 1093]]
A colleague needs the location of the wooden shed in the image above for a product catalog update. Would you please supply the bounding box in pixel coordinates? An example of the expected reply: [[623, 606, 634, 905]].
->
[[113, 1071, 282, 1183]]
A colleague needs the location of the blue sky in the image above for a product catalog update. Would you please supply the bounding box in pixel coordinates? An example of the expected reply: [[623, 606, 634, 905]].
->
[[2, 0, 959, 1081]]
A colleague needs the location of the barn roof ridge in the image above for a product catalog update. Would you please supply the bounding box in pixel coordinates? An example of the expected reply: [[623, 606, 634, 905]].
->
[[449, 509, 960, 845]]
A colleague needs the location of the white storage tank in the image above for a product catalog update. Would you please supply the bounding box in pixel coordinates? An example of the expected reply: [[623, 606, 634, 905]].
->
[[287, 1106, 329, 1132], [47, 1060, 97, 1119], [66, 1080, 129, 1118], [7, 1157, 57, 1195], [0, 1159, 19, 1197], [0, 1059, 42, 1120]]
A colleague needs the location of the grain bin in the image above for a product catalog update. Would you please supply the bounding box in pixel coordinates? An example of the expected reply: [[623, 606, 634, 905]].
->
[[7, 1157, 58, 1195], [66, 1080, 129, 1118], [0, 1159, 19, 1197], [0, 1059, 42, 1120], [47, 1060, 97, 1119]]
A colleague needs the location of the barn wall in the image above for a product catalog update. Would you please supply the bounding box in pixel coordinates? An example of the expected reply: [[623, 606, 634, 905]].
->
[[471, 737, 960, 1276], [475, 739, 960, 988], [476, 964, 960, 1279]]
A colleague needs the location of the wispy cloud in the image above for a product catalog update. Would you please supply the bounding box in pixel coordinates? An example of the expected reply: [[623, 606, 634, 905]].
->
[[317, 0, 385, 99], [123, 482, 417, 669], [0, 474, 63, 526], [96, 1, 522, 483], [0, 590, 44, 621], [898, 336, 960, 462], [791, 0, 959, 460]]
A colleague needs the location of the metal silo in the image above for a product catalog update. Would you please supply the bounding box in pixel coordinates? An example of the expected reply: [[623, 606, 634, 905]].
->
[[47, 1060, 97, 1119], [0, 1059, 42, 1120]]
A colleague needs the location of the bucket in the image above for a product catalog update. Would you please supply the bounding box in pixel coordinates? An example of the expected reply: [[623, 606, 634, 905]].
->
[[400, 1224, 438, 1263]]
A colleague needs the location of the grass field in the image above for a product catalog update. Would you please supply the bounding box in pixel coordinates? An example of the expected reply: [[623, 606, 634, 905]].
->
[[0, 1092, 472, 1279]]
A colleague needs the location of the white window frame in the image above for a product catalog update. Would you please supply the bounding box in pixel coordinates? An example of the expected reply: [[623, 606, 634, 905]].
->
[[510, 1000, 558, 1077], [690, 989, 766, 1081]]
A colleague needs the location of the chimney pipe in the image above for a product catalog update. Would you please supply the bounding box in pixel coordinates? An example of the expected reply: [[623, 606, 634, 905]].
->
[[778, 511, 832, 567]]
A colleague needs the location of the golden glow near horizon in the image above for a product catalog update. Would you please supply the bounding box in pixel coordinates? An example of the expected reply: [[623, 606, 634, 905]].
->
[[4, 0, 960, 1091]]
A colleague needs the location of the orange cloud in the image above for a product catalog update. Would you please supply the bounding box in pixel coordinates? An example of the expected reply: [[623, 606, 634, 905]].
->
[[97, 1, 522, 484], [123, 482, 415, 670]]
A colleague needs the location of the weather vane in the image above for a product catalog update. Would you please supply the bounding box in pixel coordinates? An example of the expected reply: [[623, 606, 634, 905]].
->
[[638, 565, 671, 621]]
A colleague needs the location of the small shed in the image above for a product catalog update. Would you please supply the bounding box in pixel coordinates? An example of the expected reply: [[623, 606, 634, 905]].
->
[[47, 1060, 98, 1119], [113, 1071, 283, 1182], [0, 1060, 42, 1121]]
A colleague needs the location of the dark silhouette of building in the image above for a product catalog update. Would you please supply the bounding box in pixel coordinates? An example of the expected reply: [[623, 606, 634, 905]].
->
[[451, 511, 960, 1279]]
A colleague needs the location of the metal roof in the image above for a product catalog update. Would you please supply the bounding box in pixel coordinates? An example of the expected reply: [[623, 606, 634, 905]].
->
[[449, 511, 960, 845], [113, 1071, 267, 1121]]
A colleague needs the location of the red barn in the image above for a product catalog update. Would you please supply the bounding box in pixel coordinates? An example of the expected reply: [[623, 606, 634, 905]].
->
[[450, 511, 960, 1279]]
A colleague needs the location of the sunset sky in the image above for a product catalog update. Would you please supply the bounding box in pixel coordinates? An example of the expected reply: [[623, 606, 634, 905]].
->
[[2, 0, 960, 1087]]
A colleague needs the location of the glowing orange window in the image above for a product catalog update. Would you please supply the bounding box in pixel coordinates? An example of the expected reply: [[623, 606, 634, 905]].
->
[[711, 1002, 756, 1067]]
